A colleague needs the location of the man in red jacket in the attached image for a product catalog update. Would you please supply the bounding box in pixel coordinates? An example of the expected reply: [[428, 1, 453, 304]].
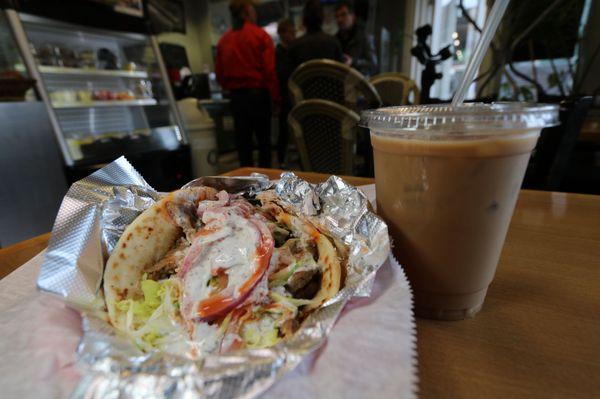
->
[[216, 0, 280, 167]]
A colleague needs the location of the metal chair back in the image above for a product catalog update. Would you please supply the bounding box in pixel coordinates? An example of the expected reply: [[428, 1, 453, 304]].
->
[[288, 99, 360, 175], [370, 72, 420, 106], [288, 59, 381, 112]]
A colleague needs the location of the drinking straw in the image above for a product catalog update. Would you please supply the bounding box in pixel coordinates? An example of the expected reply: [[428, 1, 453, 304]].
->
[[451, 0, 511, 106]]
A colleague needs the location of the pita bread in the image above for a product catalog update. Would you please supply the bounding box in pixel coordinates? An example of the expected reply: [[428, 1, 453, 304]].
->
[[104, 187, 217, 331]]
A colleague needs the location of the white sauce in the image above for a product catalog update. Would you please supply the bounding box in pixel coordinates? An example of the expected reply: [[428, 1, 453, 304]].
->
[[244, 271, 269, 305], [159, 332, 196, 359], [178, 193, 279, 355], [182, 204, 261, 320], [245, 315, 276, 336], [190, 322, 221, 355]]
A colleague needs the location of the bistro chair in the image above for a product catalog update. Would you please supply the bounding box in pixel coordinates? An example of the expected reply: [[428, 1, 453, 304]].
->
[[370, 72, 420, 106], [288, 59, 382, 113], [288, 99, 360, 175]]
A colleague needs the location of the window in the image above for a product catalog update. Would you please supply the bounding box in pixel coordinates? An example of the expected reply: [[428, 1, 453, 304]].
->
[[429, 0, 486, 101]]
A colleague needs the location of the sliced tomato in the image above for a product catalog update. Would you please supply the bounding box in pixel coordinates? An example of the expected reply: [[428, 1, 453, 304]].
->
[[196, 216, 273, 321]]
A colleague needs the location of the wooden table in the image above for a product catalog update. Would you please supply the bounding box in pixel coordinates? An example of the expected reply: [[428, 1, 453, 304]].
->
[[1, 167, 599, 398]]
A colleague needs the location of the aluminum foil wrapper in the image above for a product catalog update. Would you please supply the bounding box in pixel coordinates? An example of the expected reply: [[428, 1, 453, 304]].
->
[[37, 157, 390, 398]]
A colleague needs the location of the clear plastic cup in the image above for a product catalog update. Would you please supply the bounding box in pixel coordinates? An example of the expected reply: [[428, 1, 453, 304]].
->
[[361, 103, 559, 320]]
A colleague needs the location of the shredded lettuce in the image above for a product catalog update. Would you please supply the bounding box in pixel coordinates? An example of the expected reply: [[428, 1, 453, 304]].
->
[[241, 317, 280, 348], [218, 312, 233, 335], [116, 277, 183, 351], [117, 279, 163, 318], [268, 253, 319, 288], [269, 261, 298, 287], [240, 295, 305, 348], [269, 291, 313, 308]]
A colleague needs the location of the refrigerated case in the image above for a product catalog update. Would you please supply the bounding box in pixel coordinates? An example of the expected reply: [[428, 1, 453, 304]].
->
[[0, 10, 68, 246], [4, 6, 191, 189], [0, 9, 35, 100]]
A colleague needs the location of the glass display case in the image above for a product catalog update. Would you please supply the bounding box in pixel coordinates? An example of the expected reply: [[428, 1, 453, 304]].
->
[[0, 11, 35, 101], [7, 12, 186, 166]]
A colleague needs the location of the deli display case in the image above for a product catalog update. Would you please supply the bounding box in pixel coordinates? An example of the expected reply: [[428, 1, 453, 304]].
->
[[0, 9, 35, 100], [4, 1, 191, 189]]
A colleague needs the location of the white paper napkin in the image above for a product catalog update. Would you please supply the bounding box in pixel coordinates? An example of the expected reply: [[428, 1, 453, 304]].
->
[[0, 251, 81, 399]]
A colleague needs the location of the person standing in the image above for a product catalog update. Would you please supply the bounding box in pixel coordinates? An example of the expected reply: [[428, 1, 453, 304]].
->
[[215, 0, 280, 168], [286, 0, 344, 73], [275, 19, 296, 167], [334, 1, 378, 77]]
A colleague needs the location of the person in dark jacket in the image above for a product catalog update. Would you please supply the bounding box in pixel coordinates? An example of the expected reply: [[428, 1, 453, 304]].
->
[[334, 1, 378, 77], [275, 19, 296, 166], [286, 0, 344, 73], [215, 0, 280, 168]]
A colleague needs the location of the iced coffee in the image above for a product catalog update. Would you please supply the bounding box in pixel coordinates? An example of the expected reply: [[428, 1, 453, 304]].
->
[[361, 103, 559, 320]]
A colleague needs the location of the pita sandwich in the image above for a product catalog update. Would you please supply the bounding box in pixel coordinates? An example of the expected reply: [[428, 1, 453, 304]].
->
[[103, 187, 346, 357]]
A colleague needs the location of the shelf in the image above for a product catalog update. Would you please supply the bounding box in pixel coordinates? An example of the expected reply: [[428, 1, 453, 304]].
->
[[52, 98, 157, 109], [39, 66, 149, 78]]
